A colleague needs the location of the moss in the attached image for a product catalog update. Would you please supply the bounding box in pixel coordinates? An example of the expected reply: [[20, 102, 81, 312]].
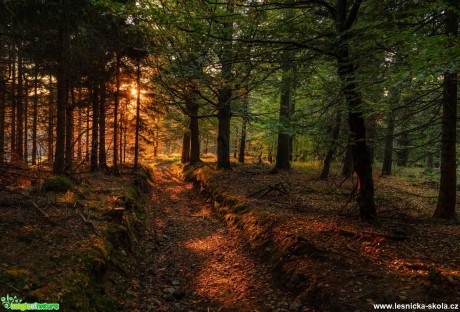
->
[[42, 175, 73, 193]]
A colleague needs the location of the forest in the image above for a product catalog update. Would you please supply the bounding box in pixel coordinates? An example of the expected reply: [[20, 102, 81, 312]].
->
[[0, 0, 459, 311]]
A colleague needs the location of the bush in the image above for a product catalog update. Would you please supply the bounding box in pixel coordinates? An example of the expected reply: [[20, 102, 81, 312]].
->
[[42, 175, 74, 193]]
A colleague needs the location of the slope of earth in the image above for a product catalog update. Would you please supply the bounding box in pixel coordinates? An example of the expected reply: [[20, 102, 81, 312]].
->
[[183, 161, 460, 311], [134, 163, 298, 312], [0, 164, 151, 311]]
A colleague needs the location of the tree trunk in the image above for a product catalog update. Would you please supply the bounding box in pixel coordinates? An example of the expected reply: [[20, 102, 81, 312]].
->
[[320, 112, 341, 179], [47, 75, 54, 164], [77, 86, 82, 162], [16, 49, 24, 163], [134, 57, 141, 170], [53, 58, 67, 174], [275, 55, 293, 170], [335, 0, 376, 221], [381, 110, 395, 176], [23, 79, 28, 164], [90, 83, 99, 172], [0, 79, 5, 163], [32, 64, 38, 165], [11, 54, 16, 162], [435, 2, 458, 220], [65, 86, 74, 173], [181, 132, 191, 164], [238, 117, 247, 164], [188, 101, 201, 163], [85, 99, 90, 162], [216, 88, 232, 170], [99, 79, 107, 169], [113, 53, 120, 173]]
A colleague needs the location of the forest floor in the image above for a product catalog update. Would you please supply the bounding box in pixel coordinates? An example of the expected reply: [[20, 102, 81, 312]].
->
[[0, 160, 459, 311], [0, 163, 152, 311], [133, 162, 296, 312], [180, 160, 460, 311]]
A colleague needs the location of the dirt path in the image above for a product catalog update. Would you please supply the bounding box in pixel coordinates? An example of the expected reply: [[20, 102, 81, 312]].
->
[[134, 163, 296, 312]]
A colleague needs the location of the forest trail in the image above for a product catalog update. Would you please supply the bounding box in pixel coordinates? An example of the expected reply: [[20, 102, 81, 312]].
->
[[134, 163, 296, 312]]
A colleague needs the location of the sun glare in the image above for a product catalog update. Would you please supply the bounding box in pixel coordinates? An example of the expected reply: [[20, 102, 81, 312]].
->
[[131, 87, 138, 97]]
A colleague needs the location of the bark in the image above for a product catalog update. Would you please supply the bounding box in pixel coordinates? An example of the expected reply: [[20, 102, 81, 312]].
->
[[216, 2, 234, 170], [47, 75, 54, 164], [113, 53, 120, 173], [77, 86, 82, 162], [188, 101, 201, 163], [11, 55, 16, 162], [216, 88, 232, 169], [85, 99, 90, 162], [335, 0, 376, 221], [23, 79, 28, 164], [275, 54, 293, 170], [435, 3, 458, 220], [381, 111, 395, 176], [99, 79, 107, 169], [90, 83, 99, 172], [238, 117, 247, 164], [134, 57, 141, 170], [65, 86, 74, 173], [320, 112, 341, 179], [0, 79, 5, 163], [53, 58, 67, 174], [16, 49, 23, 163], [181, 132, 191, 164], [32, 64, 38, 165]]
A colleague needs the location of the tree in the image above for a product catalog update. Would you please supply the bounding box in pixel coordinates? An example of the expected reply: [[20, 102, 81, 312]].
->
[[434, 0, 458, 220]]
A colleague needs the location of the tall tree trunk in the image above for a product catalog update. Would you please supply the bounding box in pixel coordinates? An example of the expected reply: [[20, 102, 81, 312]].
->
[[47, 75, 54, 164], [335, 0, 376, 221], [16, 49, 24, 163], [77, 86, 82, 162], [275, 50, 293, 170], [23, 79, 28, 164], [216, 2, 234, 170], [181, 131, 191, 164], [238, 117, 247, 164], [90, 83, 99, 172], [85, 98, 90, 162], [320, 112, 341, 179], [0, 79, 5, 163], [188, 101, 201, 163], [65, 86, 74, 173], [134, 57, 141, 170], [435, 2, 458, 220], [53, 64, 67, 174], [381, 111, 395, 176], [99, 79, 107, 169], [32, 64, 39, 165], [11, 53, 16, 162], [217, 88, 232, 169], [113, 53, 120, 173]]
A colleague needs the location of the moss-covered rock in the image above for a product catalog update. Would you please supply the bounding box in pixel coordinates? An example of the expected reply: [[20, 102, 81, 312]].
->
[[42, 175, 73, 193]]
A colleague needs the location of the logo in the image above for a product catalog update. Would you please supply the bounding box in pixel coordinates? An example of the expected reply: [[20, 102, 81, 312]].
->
[[1, 294, 59, 311]]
